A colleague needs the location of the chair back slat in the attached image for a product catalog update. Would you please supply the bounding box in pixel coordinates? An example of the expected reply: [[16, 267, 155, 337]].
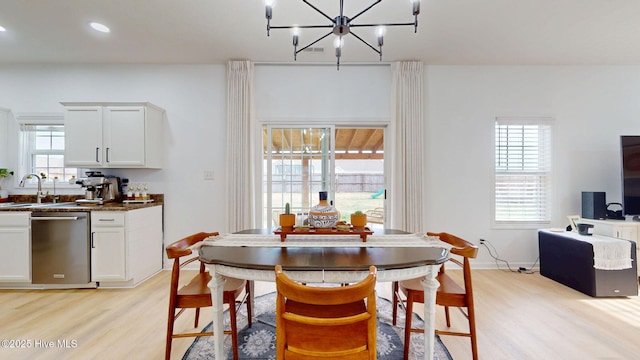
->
[[275, 268, 376, 305]]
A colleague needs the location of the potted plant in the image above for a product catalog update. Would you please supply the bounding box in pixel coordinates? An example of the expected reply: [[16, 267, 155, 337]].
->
[[350, 210, 367, 230], [0, 168, 14, 202], [279, 203, 296, 232]]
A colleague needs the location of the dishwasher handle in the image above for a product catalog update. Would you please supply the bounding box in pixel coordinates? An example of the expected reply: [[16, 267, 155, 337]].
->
[[32, 216, 82, 221]]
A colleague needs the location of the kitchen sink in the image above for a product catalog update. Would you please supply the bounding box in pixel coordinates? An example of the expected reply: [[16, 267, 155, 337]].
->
[[0, 202, 81, 209], [0, 202, 41, 208], [35, 202, 77, 208]]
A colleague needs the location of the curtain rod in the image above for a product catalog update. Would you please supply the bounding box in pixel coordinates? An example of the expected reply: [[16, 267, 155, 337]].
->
[[252, 61, 392, 67]]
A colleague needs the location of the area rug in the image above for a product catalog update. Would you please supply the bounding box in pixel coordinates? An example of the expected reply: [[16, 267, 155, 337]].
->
[[183, 292, 453, 360]]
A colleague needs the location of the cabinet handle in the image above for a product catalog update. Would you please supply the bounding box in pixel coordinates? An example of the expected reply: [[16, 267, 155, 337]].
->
[[99, 218, 115, 222], [32, 216, 80, 221], [91, 232, 95, 248], [106, 147, 110, 163], [95, 147, 100, 162]]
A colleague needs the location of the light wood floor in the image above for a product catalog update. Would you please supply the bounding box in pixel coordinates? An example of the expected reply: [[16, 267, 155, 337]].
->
[[1, 270, 639, 360]]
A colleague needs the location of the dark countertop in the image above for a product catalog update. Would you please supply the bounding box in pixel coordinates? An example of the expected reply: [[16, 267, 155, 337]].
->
[[0, 194, 164, 212], [0, 201, 162, 212]]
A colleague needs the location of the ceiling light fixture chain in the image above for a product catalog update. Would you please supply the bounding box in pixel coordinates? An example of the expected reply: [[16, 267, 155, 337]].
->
[[264, 0, 421, 70]]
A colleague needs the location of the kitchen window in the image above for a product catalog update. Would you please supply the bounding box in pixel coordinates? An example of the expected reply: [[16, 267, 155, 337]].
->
[[18, 114, 79, 186], [493, 117, 553, 228]]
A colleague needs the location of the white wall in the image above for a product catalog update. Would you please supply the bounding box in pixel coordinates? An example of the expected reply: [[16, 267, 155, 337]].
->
[[426, 66, 640, 268], [0, 63, 639, 269], [255, 64, 391, 121]]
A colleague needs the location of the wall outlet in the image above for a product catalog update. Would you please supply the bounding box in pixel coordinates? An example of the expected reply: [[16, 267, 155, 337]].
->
[[203, 170, 214, 181]]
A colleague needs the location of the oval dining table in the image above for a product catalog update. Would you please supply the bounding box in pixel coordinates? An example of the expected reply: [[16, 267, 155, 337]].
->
[[198, 228, 449, 360]]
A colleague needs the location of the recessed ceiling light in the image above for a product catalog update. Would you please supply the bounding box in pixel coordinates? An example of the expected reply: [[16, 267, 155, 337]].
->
[[89, 22, 110, 33], [0, 26, 6, 32]]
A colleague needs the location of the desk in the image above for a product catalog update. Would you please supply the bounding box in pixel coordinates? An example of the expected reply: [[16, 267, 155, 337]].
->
[[198, 229, 448, 360]]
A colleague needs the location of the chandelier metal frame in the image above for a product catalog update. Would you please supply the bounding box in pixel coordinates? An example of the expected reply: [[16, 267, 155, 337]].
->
[[265, 0, 421, 69]]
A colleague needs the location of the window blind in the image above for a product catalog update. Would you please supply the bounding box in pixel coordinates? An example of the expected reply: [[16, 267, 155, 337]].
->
[[494, 118, 552, 224]]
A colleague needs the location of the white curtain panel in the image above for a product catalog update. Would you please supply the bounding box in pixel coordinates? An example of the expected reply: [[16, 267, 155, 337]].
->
[[390, 61, 425, 233], [226, 61, 256, 232]]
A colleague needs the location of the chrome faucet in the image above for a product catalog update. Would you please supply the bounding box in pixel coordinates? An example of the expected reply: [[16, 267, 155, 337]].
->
[[19, 173, 47, 203], [52, 177, 59, 203]]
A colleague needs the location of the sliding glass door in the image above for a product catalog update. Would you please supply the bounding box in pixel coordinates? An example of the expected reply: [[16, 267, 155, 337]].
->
[[263, 126, 386, 228], [264, 126, 336, 228]]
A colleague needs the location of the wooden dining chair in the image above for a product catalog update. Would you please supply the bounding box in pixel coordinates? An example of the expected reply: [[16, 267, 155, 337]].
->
[[275, 265, 378, 360], [392, 232, 479, 360], [165, 232, 251, 360]]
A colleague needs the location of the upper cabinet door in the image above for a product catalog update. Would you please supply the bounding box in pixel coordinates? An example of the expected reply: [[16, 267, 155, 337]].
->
[[63, 102, 164, 169], [103, 106, 146, 167], [64, 106, 103, 167]]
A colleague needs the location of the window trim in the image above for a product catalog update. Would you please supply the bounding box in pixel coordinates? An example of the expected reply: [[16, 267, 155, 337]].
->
[[16, 113, 81, 190], [492, 116, 553, 229]]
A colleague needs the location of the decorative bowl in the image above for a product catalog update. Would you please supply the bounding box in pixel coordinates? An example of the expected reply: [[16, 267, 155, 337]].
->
[[308, 212, 339, 229]]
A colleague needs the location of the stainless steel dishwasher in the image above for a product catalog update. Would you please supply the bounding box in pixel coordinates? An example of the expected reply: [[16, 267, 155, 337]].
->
[[31, 212, 91, 284]]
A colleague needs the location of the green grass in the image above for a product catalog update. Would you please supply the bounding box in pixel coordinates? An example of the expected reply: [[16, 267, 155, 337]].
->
[[334, 192, 383, 221]]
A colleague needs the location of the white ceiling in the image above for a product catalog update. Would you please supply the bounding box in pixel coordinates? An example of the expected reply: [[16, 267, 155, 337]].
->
[[2, 0, 640, 65]]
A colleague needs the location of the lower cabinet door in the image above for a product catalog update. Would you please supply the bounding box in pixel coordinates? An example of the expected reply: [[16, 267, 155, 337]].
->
[[0, 227, 30, 282], [91, 227, 127, 282]]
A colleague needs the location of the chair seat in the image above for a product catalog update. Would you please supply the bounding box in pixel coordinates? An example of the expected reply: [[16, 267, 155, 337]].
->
[[176, 273, 247, 308], [400, 273, 465, 297]]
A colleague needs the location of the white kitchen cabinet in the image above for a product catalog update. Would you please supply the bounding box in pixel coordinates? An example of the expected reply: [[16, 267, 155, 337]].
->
[[577, 218, 640, 277], [91, 206, 163, 286], [91, 212, 127, 281], [0, 212, 31, 282], [62, 102, 165, 168]]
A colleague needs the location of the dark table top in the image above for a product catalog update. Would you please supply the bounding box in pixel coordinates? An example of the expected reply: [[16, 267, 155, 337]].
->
[[198, 229, 448, 271]]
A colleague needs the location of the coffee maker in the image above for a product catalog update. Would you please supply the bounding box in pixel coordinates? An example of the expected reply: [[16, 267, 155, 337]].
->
[[76, 171, 122, 205]]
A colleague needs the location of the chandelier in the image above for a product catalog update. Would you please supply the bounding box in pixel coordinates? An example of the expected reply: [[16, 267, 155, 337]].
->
[[265, 0, 421, 70]]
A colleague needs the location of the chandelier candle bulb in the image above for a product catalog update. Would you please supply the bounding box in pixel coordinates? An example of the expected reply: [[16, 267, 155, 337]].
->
[[412, 0, 421, 15], [292, 27, 299, 59], [412, 0, 421, 32], [265, 0, 273, 35]]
